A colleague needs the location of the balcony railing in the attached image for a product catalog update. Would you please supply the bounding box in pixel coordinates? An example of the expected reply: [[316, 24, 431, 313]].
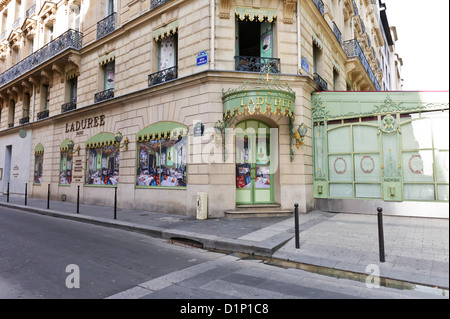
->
[[314, 73, 328, 91], [352, 0, 359, 15], [19, 116, 30, 124], [151, 0, 171, 10], [94, 88, 114, 103], [0, 29, 83, 89], [343, 39, 381, 91], [97, 12, 117, 40], [313, 0, 325, 16], [37, 110, 49, 120], [148, 66, 178, 87], [8, 123, 14, 128], [61, 101, 77, 113], [332, 22, 342, 46], [235, 56, 281, 74]]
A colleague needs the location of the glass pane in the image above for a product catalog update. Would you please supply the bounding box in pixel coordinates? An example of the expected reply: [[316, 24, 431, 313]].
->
[[255, 165, 270, 189], [354, 154, 380, 182], [404, 184, 435, 201], [328, 126, 351, 153], [382, 132, 400, 178], [101, 145, 119, 185], [401, 119, 432, 150], [256, 136, 269, 165], [402, 151, 434, 182], [437, 185, 449, 201], [329, 155, 352, 182], [435, 150, 449, 183], [314, 124, 327, 178], [355, 184, 381, 198], [34, 154, 43, 184], [236, 136, 251, 189], [430, 112, 449, 149], [353, 125, 379, 152], [161, 137, 187, 187], [329, 184, 353, 198]]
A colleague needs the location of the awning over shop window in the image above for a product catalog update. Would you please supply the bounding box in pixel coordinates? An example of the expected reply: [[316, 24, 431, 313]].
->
[[153, 20, 179, 42], [60, 139, 73, 152], [86, 132, 116, 149], [34, 143, 44, 155], [99, 51, 116, 66], [136, 121, 188, 142], [235, 6, 277, 22]]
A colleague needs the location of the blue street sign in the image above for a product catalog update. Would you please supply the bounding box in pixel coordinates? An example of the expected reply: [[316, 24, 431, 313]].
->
[[196, 51, 208, 67]]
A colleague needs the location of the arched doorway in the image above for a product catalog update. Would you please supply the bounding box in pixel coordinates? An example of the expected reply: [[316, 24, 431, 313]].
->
[[235, 119, 275, 205]]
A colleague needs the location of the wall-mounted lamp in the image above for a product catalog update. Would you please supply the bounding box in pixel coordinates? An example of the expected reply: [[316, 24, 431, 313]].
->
[[66, 139, 81, 156], [115, 131, 129, 150], [293, 123, 307, 148], [214, 120, 225, 146]]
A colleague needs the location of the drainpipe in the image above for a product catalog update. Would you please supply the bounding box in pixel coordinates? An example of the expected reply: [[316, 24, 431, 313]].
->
[[297, 0, 301, 73], [210, 0, 215, 70]]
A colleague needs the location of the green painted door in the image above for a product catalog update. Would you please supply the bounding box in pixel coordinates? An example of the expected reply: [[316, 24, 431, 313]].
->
[[236, 121, 273, 205]]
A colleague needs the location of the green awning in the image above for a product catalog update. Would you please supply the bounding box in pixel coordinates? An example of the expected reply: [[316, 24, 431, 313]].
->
[[235, 6, 277, 22], [153, 20, 178, 42], [136, 122, 188, 142], [34, 143, 44, 155], [86, 132, 116, 149]]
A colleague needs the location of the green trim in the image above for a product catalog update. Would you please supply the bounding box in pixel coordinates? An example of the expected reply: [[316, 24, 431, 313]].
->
[[86, 132, 116, 149], [60, 139, 73, 151], [34, 143, 44, 155], [136, 121, 188, 142]]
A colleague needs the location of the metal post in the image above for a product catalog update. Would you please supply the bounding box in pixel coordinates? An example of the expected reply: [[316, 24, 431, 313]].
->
[[25, 183, 28, 206], [114, 187, 117, 220], [47, 184, 50, 209], [77, 185, 80, 214], [7, 182, 10, 203], [377, 207, 385, 263], [294, 203, 300, 249]]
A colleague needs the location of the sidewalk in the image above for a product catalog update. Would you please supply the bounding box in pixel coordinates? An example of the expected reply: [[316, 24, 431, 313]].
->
[[1, 194, 448, 291]]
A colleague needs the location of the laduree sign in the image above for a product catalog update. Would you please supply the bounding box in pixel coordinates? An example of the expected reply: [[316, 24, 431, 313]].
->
[[65, 115, 106, 133], [222, 89, 295, 121]]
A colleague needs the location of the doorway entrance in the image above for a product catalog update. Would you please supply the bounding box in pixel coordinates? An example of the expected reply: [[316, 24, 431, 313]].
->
[[235, 120, 274, 205]]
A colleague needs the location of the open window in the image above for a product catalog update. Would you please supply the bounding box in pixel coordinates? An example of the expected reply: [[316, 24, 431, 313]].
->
[[234, 7, 279, 73]]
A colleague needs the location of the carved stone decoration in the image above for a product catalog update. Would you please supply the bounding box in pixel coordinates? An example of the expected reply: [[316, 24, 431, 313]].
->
[[41, 70, 53, 87], [283, 0, 296, 24], [52, 63, 65, 83], [219, 0, 231, 19]]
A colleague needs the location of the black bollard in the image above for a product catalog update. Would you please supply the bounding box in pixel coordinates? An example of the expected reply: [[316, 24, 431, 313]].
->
[[377, 207, 385, 262], [7, 182, 10, 203], [114, 187, 117, 220], [294, 203, 300, 249], [25, 183, 28, 206], [47, 184, 50, 209], [77, 185, 80, 214]]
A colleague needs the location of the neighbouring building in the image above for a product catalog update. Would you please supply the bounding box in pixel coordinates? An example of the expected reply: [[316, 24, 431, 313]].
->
[[2, 0, 444, 220]]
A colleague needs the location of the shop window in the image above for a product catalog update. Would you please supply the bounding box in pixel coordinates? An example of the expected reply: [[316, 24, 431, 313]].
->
[[103, 61, 115, 91], [60, 140, 73, 185], [85, 133, 119, 186], [136, 122, 188, 188], [158, 34, 177, 71], [34, 144, 44, 184]]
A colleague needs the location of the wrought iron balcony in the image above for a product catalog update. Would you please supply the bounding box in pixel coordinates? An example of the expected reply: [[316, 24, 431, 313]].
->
[[352, 0, 359, 15], [97, 12, 117, 40], [343, 39, 381, 91], [37, 110, 49, 120], [19, 116, 30, 124], [61, 101, 77, 113], [8, 123, 14, 128], [234, 56, 281, 74], [0, 29, 83, 89], [148, 66, 178, 87], [94, 88, 114, 103], [314, 73, 328, 91], [151, 0, 171, 10], [332, 22, 342, 46], [313, 0, 325, 16]]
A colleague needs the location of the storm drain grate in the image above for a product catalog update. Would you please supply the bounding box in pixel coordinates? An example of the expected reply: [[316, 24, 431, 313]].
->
[[169, 237, 204, 249]]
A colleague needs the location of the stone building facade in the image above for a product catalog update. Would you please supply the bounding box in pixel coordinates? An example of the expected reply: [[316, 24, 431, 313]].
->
[[0, 0, 411, 217]]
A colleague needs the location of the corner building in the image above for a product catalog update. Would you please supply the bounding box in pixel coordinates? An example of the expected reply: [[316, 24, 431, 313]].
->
[[1, 0, 432, 218]]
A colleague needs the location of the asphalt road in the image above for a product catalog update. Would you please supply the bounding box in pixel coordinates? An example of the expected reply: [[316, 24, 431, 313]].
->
[[0, 206, 444, 303]]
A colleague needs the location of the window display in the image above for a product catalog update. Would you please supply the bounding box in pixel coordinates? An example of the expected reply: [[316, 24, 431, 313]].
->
[[34, 143, 44, 184], [136, 136, 187, 187], [85, 145, 119, 185], [60, 151, 73, 184]]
